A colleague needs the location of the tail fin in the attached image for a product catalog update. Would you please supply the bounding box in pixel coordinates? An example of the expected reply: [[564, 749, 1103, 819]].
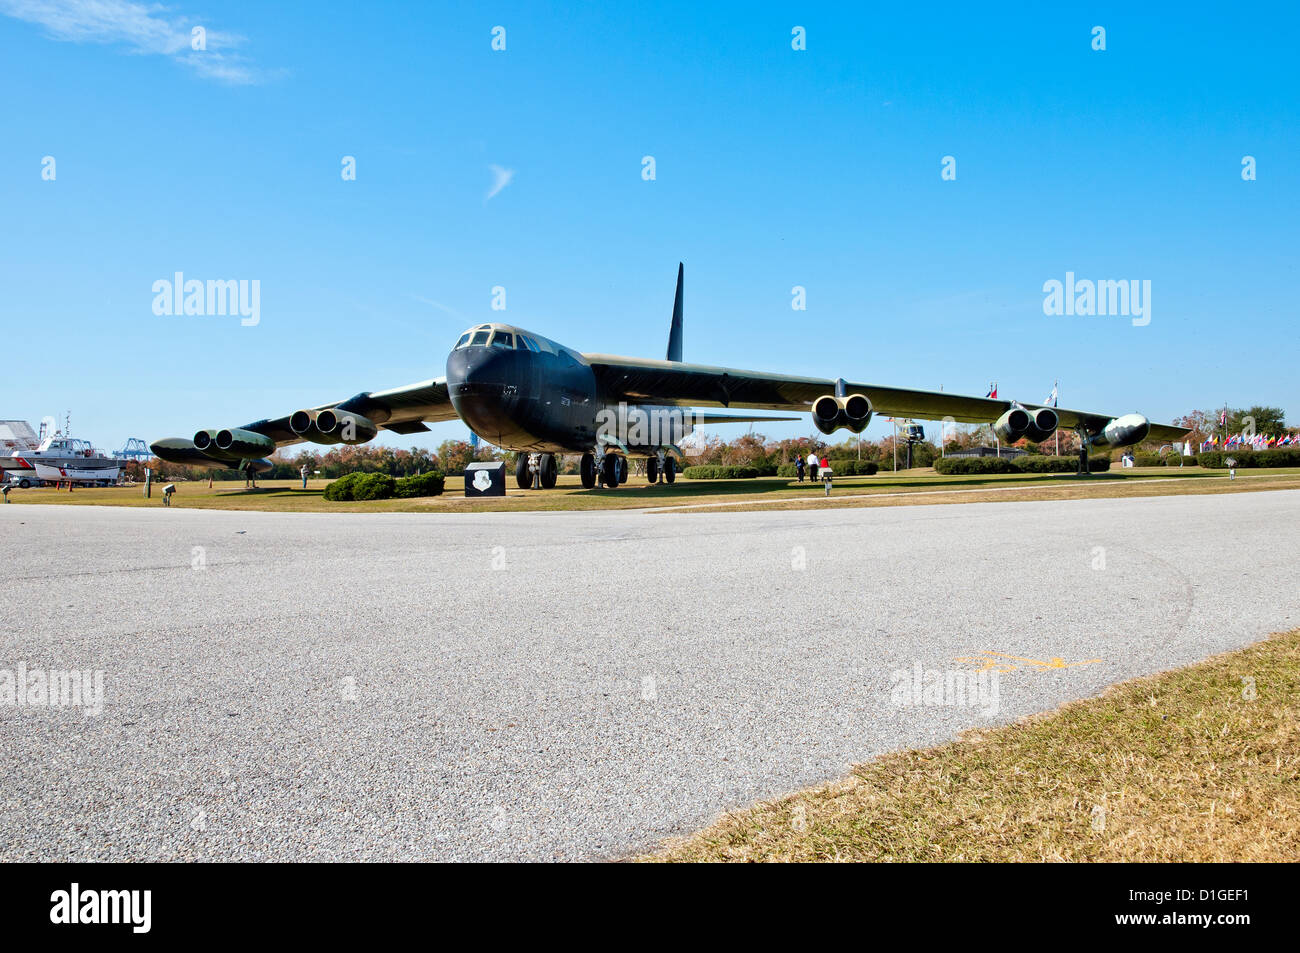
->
[[666, 262, 684, 362]]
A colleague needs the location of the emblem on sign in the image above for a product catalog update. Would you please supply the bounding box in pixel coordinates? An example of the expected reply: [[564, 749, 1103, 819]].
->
[[473, 469, 493, 492]]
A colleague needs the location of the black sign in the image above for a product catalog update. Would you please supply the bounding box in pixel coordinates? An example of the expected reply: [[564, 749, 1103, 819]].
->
[[464, 461, 506, 497]]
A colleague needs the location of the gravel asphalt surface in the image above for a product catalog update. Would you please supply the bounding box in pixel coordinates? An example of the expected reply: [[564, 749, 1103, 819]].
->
[[2, 489, 1298, 860]]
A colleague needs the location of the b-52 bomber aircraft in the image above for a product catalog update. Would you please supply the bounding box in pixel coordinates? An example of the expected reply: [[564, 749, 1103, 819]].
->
[[151, 264, 1189, 489]]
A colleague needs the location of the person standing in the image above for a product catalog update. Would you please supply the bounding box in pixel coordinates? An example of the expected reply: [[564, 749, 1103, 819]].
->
[[795, 455, 805, 482], [807, 450, 819, 482], [301, 463, 310, 489]]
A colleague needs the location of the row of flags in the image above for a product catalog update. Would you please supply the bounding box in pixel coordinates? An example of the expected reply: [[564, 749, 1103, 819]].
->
[[1201, 433, 1296, 450]]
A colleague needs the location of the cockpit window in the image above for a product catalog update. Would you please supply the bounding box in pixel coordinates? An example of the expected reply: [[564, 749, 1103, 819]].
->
[[470, 330, 491, 347], [454, 333, 471, 349], [518, 335, 538, 352], [490, 332, 514, 349]]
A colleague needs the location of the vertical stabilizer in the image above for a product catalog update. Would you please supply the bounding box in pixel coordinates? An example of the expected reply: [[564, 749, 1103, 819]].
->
[[666, 262, 684, 362]]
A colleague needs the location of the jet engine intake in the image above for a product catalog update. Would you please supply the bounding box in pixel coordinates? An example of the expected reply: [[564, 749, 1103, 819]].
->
[[214, 428, 277, 458], [1023, 407, 1059, 443], [992, 407, 1032, 443], [314, 409, 378, 445], [811, 393, 873, 435]]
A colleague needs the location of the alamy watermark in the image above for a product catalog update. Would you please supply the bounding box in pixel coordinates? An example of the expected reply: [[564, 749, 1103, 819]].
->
[[890, 661, 1000, 717], [1, 663, 104, 717], [595, 403, 712, 449], [152, 272, 260, 326], [1042, 272, 1150, 327]]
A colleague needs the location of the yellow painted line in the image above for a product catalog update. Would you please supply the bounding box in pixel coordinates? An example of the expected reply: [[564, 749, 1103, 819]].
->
[[954, 651, 1103, 674]]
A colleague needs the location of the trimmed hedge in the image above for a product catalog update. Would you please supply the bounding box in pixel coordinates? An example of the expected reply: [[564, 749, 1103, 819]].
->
[[778, 460, 879, 477], [394, 471, 446, 497], [682, 465, 762, 480], [935, 455, 1110, 475], [1197, 449, 1300, 469], [324, 470, 445, 501]]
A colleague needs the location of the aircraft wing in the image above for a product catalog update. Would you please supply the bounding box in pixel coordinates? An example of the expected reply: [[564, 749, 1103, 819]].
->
[[584, 354, 1189, 442], [150, 377, 457, 468]]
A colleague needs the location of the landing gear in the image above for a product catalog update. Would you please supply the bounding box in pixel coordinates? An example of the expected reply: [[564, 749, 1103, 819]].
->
[[580, 452, 597, 489], [601, 453, 621, 487], [517, 452, 559, 489], [645, 455, 659, 483], [663, 455, 676, 484], [616, 455, 628, 485]]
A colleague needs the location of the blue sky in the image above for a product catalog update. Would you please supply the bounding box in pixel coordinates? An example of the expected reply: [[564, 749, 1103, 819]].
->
[[2, 1, 1297, 451]]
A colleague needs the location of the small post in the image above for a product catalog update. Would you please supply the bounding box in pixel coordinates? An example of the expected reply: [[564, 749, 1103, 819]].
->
[[144, 468, 152, 498]]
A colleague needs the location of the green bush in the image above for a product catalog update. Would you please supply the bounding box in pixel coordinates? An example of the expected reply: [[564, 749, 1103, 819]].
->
[[1012, 455, 1110, 473], [934, 456, 1017, 474], [778, 460, 878, 477], [351, 473, 397, 500], [322, 472, 365, 501], [1197, 448, 1300, 469], [394, 471, 445, 498], [935, 455, 1110, 475], [682, 465, 761, 480], [324, 470, 443, 501], [829, 459, 879, 475]]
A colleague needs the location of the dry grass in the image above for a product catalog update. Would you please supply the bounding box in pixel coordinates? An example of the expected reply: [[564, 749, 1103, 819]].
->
[[646, 629, 1300, 862]]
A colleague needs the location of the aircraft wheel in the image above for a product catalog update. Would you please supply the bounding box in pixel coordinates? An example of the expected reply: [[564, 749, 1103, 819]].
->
[[580, 453, 597, 489], [515, 453, 532, 489], [18, 478, 31, 489], [645, 456, 659, 483], [540, 453, 558, 489], [601, 453, 620, 487], [663, 457, 676, 484], [616, 455, 628, 484]]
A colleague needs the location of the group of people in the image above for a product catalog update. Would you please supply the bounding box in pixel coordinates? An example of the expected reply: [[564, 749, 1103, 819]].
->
[[794, 451, 831, 483]]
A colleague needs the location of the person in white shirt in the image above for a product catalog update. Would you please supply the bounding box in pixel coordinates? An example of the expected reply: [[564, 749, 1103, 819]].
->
[[807, 450, 819, 482]]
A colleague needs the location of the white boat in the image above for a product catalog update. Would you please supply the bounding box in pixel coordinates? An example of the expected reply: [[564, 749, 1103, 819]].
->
[[4, 432, 124, 486]]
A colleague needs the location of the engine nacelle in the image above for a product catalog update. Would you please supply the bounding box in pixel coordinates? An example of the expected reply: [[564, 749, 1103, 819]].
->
[[1091, 413, 1150, 449], [314, 408, 378, 445], [992, 407, 1031, 443], [289, 409, 342, 445], [214, 428, 277, 458], [811, 393, 873, 435], [192, 429, 219, 452], [1023, 407, 1059, 443]]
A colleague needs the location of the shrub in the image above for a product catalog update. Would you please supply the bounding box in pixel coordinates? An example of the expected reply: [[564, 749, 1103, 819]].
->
[[1197, 448, 1300, 469], [778, 460, 877, 478], [1011, 455, 1110, 473], [322, 472, 365, 501], [351, 473, 397, 501], [682, 465, 761, 480], [935, 455, 1109, 475], [828, 459, 879, 476], [934, 456, 1017, 475], [394, 471, 445, 498]]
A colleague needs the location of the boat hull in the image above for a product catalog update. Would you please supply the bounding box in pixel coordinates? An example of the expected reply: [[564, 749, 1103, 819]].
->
[[33, 462, 122, 484]]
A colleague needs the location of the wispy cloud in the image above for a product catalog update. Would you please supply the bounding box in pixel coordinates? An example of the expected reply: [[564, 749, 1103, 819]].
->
[[410, 295, 471, 325], [0, 0, 274, 84], [485, 164, 515, 202]]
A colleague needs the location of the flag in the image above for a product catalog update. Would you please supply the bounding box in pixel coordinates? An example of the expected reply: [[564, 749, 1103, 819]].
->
[[985, 382, 998, 399], [1220, 409, 1228, 426], [1045, 382, 1058, 407]]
